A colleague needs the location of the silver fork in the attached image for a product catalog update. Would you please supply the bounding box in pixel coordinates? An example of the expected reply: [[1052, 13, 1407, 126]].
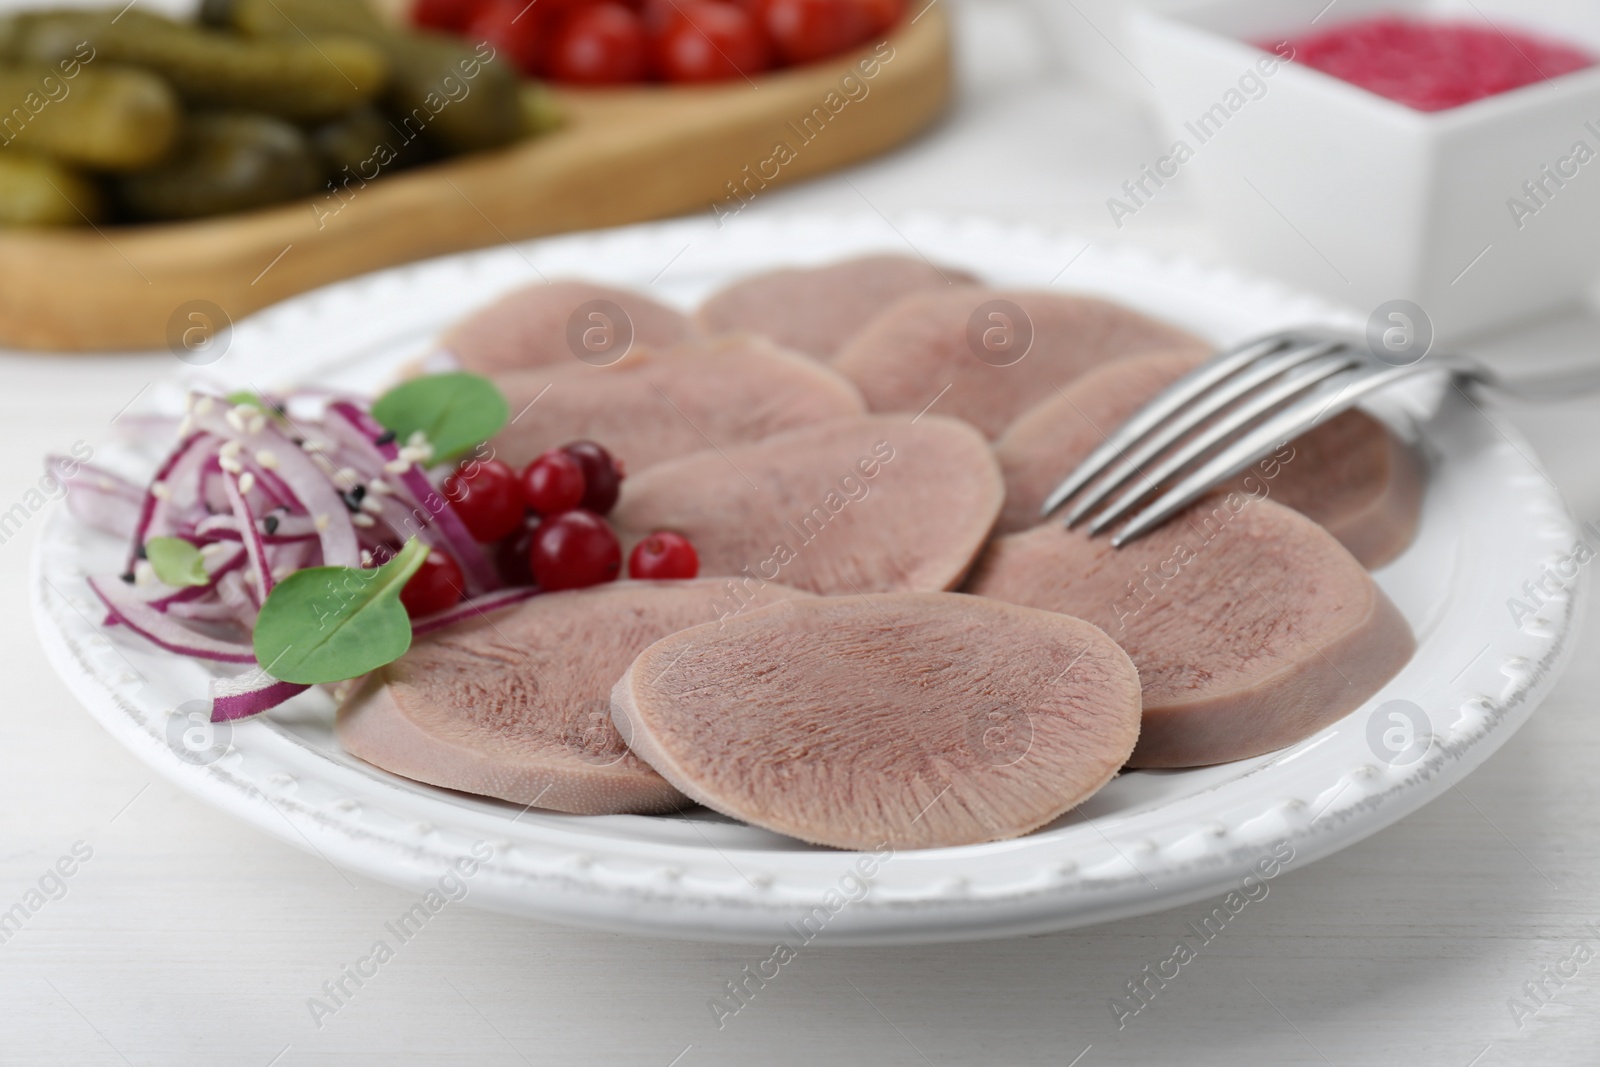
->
[[1041, 327, 1600, 547]]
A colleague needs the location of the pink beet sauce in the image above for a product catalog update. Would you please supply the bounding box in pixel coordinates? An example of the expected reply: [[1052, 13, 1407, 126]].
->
[[1264, 16, 1594, 111]]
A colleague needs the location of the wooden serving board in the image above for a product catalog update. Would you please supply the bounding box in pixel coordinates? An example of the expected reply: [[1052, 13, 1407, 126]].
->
[[0, 8, 950, 352]]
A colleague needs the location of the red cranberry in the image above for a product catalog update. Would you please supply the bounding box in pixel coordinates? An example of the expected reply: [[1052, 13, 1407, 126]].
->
[[442, 458, 524, 542], [399, 549, 465, 617], [560, 441, 624, 514], [628, 530, 699, 580], [520, 449, 587, 515], [529, 510, 621, 591]]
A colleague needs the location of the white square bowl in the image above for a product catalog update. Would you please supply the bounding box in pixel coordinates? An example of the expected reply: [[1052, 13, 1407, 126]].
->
[[1129, 0, 1600, 339]]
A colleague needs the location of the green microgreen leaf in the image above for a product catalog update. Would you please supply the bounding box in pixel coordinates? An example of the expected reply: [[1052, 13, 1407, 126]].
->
[[145, 537, 208, 588], [252, 538, 430, 685], [370, 372, 508, 463], [225, 390, 265, 410]]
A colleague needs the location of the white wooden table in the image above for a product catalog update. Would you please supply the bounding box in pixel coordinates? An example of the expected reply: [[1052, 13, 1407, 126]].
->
[[3, 2, 1598, 1063]]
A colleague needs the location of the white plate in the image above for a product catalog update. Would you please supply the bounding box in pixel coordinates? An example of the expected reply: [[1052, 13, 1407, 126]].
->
[[32, 214, 1586, 944]]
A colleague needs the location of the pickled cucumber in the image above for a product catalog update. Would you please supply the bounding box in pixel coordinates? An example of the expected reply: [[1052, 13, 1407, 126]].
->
[[114, 112, 322, 221], [307, 103, 434, 176], [0, 151, 98, 225], [0, 63, 177, 170], [224, 0, 521, 152], [0, 10, 388, 122]]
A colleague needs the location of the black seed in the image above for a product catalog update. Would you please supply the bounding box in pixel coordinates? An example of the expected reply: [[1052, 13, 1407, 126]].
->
[[291, 437, 305, 447], [349, 484, 366, 502], [134, 543, 147, 559], [374, 430, 397, 446], [119, 571, 135, 584], [263, 515, 280, 535]]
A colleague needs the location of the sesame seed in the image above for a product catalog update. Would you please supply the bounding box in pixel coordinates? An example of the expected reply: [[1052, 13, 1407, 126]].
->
[[219, 456, 243, 475], [224, 408, 246, 432], [194, 396, 214, 415], [314, 514, 330, 532], [367, 478, 392, 496], [351, 513, 376, 528], [151, 482, 170, 500], [383, 458, 410, 475], [360, 496, 383, 515], [255, 450, 278, 469], [219, 440, 242, 458], [237, 471, 256, 496]]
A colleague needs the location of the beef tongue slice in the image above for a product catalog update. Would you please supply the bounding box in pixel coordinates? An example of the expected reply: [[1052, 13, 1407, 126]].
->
[[609, 414, 1004, 596], [489, 335, 865, 473], [441, 280, 694, 376], [338, 579, 808, 814], [965, 495, 1414, 767], [832, 287, 1212, 438], [694, 254, 978, 360], [994, 353, 1424, 567], [612, 592, 1143, 850]]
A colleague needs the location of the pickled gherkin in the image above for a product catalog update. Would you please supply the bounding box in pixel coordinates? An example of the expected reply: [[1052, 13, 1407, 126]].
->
[[223, 0, 521, 153], [0, 9, 388, 122], [0, 63, 177, 170], [114, 112, 322, 221], [0, 151, 98, 225]]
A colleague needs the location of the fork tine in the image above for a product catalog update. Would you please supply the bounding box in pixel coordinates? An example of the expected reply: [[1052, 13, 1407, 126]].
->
[[1037, 331, 1295, 518], [1109, 362, 1434, 547], [1060, 336, 1349, 526], [1085, 352, 1358, 534]]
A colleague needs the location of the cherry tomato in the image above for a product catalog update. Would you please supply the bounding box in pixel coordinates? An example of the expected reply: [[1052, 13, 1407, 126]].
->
[[654, 1, 771, 82], [412, 0, 492, 33], [628, 530, 699, 579], [560, 440, 625, 514], [854, 0, 905, 35], [443, 458, 525, 542], [529, 510, 622, 590], [464, 0, 547, 77], [549, 2, 650, 84], [520, 449, 587, 515], [757, 0, 872, 65], [400, 549, 466, 617]]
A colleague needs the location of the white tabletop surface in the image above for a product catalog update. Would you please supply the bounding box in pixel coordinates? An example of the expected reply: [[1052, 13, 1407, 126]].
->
[[5, 2, 1600, 1064]]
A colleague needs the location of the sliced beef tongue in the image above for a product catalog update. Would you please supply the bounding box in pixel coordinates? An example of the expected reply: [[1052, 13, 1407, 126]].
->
[[965, 495, 1414, 768], [489, 335, 865, 473], [831, 287, 1212, 439], [994, 351, 1204, 535], [337, 580, 809, 815], [440, 280, 694, 376], [994, 353, 1424, 568], [609, 414, 1004, 597], [612, 592, 1143, 850], [694, 254, 977, 361]]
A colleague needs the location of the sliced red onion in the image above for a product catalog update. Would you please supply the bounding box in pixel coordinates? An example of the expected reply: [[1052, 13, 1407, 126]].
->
[[223, 471, 274, 599], [411, 586, 540, 637], [56, 459, 143, 538], [210, 668, 310, 722], [187, 399, 359, 568], [125, 431, 210, 572], [217, 568, 259, 622], [88, 576, 255, 664], [325, 401, 501, 595]]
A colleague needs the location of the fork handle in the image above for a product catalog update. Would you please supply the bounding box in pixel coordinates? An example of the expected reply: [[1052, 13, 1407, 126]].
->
[[1478, 361, 1600, 404]]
